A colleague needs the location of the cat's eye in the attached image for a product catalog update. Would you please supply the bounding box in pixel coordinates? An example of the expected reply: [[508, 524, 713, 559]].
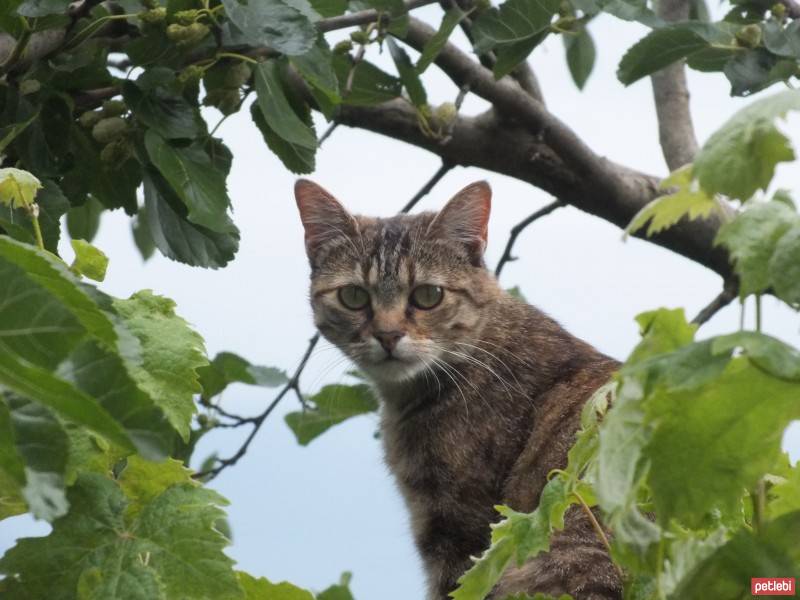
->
[[338, 285, 370, 310], [410, 284, 444, 310]]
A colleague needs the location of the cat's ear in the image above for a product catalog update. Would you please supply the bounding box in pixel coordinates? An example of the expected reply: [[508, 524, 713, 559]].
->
[[428, 181, 491, 262], [294, 179, 357, 258]]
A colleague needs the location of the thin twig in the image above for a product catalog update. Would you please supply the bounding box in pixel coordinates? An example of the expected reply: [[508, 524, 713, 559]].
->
[[691, 280, 737, 326], [318, 122, 338, 146], [494, 200, 564, 277], [400, 161, 454, 213], [318, 0, 437, 32]]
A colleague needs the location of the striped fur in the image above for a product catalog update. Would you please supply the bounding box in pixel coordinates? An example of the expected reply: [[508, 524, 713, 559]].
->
[[295, 180, 622, 600]]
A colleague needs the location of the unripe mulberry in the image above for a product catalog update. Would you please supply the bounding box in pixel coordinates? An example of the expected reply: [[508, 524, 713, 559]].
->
[[92, 117, 127, 144]]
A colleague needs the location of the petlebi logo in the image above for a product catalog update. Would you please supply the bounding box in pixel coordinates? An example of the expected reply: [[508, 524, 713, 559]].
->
[[751, 578, 796, 596]]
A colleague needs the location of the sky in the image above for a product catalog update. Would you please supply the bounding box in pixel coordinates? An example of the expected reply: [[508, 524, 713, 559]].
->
[[2, 8, 800, 600]]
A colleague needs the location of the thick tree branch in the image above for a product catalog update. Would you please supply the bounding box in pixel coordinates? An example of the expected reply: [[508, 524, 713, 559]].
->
[[333, 97, 731, 278], [649, 0, 699, 170]]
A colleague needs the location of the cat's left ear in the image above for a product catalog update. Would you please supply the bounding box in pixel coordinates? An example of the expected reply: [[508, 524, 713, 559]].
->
[[429, 181, 491, 263], [294, 179, 358, 259]]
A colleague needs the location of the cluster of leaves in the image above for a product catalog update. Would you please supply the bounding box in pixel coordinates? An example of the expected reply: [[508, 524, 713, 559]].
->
[[0, 228, 361, 598]]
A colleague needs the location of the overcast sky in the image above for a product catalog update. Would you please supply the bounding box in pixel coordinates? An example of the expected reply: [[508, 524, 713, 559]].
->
[[2, 8, 800, 600]]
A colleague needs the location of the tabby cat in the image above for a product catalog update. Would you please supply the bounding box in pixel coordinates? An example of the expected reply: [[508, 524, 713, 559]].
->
[[294, 179, 622, 600]]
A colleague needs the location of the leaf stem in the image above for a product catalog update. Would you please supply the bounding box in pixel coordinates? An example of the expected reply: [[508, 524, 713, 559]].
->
[[216, 52, 260, 65], [755, 294, 762, 332], [572, 489, 624, 581], [26, 203, 44, 250]]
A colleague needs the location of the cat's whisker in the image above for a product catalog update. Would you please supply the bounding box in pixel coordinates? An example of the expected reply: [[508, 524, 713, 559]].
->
[[451, 341, 527, 395]]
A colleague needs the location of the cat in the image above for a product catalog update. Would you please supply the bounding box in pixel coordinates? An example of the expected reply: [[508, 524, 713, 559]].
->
[[294, 179, 622, 600]]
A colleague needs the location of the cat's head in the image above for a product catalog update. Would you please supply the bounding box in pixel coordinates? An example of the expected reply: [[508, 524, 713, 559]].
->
[[294, 179, 500, 387]]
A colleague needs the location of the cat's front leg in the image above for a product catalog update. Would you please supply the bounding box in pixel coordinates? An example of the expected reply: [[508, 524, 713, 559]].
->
[[491, 506, 622, 600]]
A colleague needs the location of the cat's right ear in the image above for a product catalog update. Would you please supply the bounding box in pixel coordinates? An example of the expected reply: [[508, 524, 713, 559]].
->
[[294, 179, 357, 259]]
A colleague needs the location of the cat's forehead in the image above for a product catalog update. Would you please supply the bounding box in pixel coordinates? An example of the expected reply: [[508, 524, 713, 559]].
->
[[311, 212, 470, 297]]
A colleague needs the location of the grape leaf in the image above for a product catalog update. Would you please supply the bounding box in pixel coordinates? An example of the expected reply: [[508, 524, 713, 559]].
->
[[238, 572, 314, 599], [285, 384, 378, 445], [625, 167, 719, 238], [198, 351, 288, 400], [5, 395, 69, 521], [112, 291, 208, 441], [0, 470, 242, 600], [451, 477, 572, 600], [768, 223, 800, 305], [714, 200, 798, 297], [694, 89, 800, 200], [644, 358, 800, 526]]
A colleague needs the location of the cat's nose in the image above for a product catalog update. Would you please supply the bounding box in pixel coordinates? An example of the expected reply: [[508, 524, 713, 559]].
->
[[374, 330, 405, 354]]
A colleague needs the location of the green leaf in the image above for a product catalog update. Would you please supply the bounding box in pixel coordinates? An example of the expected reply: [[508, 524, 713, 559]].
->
[[0, 180, 67, 253], [564, 27, 595, 90], [451, 477, 573, 600], [3, 395, 69, 521], [317, 573, 355, 600], [597, 0, 663, 26], [417, 8, 466, 73], [145, 131, 232, 234], [724, 48, 797, 97], [0, 470, 242, 600], [387, 37, 427, 108], [57, 339, 176, 460], [112, 291, 208, 441], [143, 171, 240, 269], [712, 332, 800, 380], [645, 358, 800, 526], [285, 384, 378, 445], [66, 196, 103, 243], [625, 167, 720, 238], [122, 75, 203, 140], [617, 23, 731, 85], [132, 208, 156, 261], [0, 167, 41, 209], [0, 351, 136, 455], [714, 200, 798, 297], [492, 31, 549, 79], [254, 61, 318, 150], [250, 96, 315, 175], [768, 462, 800, 519], [0, 238, 107, 367], [768, 223, 800, 305], [670, 511, 800, 598], [290, 37, 340, 104], [506, 286, 528, 302], [332, 55, 402, 105], [471, 0, 560, 53], [0, 399, 26, 521], [627, 308, 697, 365], [198, 351, 288, 400], [694, 89, 800, 200], [69, 239, 109, 282], [221, 0, 318, 56], [309, 0, 346, 17], [238, 571, 314, 600], [763, 20, 800, 58]]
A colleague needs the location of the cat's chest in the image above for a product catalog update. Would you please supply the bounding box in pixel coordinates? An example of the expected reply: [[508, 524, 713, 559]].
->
[[379, 398, 520, 504]]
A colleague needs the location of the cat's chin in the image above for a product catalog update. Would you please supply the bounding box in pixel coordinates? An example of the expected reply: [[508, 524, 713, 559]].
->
[[359, 357, 427, 385]]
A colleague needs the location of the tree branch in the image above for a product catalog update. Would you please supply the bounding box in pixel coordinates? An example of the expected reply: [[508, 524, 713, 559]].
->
[[495, 200, 565, 276], [333, 57, 732, 279], [692, 280, 738, 325], [649, 0, 699, 170]]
